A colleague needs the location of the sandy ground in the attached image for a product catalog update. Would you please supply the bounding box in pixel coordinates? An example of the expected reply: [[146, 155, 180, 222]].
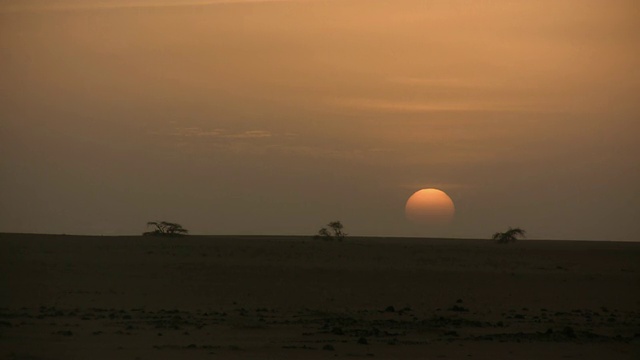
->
[[1, 233, 638, 359]]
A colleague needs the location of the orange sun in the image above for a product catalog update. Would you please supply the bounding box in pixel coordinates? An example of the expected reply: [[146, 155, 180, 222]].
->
[[405, 188, 455, 225]]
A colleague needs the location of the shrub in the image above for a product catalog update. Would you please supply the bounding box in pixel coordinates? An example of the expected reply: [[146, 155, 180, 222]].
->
[[492, 227, 525, 244], [315, 221, 347, 241], [143, 221, 189, 237]]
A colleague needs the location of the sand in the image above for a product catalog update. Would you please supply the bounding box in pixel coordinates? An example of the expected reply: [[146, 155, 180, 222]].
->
[[1, 233, 638, 359]]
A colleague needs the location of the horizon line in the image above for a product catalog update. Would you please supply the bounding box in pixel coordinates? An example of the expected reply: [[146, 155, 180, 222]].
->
[[0, 232, 637, 243]]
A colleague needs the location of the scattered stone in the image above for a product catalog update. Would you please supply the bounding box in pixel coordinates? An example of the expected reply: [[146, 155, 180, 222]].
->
[[562, 326, 576, 339], [448, 305, 468, 312]]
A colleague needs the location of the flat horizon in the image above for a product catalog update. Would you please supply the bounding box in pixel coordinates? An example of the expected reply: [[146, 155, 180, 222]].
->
[[2, 232, 638, 243]]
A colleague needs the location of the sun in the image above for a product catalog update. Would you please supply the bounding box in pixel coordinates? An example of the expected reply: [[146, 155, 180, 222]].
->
[[405, 188, 455, 225]]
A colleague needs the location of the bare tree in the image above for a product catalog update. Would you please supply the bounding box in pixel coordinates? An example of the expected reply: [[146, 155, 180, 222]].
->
[[492, 227, 525, 244], [144, 221, 189, 237], [315, 220, 347, 241]]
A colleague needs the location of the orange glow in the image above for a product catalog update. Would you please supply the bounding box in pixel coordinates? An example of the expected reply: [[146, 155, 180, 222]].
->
[[405, 189, 455, 225]]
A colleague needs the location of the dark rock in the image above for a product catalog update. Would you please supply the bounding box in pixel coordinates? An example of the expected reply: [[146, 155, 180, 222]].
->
[[448, 305, 468, 312], [323, 344, 335, 351]]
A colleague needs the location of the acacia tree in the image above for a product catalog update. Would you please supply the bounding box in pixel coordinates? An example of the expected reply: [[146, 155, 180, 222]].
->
[[492, 227, 525, 244], [315, 220, 347, 241], [144, 221, 189, 237]]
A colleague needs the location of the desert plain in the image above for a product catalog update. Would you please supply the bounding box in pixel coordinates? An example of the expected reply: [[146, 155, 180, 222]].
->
[[1, 233, 638, 359]]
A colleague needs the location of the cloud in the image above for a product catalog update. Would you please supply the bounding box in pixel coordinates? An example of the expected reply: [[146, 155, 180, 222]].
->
[[225, 130, 272, 139], [169, 127, 225, 137], [163, 127, 271, 139], [156, 125, 498, 166], [400, 182, 474, 191], [154, 125, 396, 163], [387, 77, 491, 89], [330, 98, 543, 114], [149, 126, 277, 157], [0, 0, 317, 13]]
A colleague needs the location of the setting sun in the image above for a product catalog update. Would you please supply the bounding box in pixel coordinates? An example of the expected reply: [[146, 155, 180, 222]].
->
[[405, 188, 455, 225]]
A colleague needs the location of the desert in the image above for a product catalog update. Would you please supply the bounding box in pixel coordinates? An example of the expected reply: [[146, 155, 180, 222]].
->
[[2, 1, 639, 359], [1, 233, 638, 359]]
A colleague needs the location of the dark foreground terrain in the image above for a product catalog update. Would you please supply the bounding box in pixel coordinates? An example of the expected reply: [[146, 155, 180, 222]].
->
[[1, 234, 639, 359]]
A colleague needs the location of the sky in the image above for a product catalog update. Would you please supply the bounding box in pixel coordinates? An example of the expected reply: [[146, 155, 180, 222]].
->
[[1, 0, 638, 240]]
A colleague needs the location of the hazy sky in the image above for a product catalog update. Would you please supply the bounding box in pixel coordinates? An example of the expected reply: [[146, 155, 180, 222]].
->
[[1, 0, 638, 240]]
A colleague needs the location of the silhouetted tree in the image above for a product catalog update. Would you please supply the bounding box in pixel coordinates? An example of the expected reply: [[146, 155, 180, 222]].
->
[[144, 221, 188, 237], [315, 220, 347, 241], [492, 227, 525, 244]]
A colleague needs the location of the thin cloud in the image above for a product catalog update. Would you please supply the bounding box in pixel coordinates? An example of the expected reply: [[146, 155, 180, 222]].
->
[[0, 0, 318, 13], [225, 130, 272, 139], [400, 183, 473, 191], [169, 127, 225, 137], [164, 127, 272, 139], [160, 126, 497, 165], [388, 77, 491, 89], [330, 98, 543, 114]]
